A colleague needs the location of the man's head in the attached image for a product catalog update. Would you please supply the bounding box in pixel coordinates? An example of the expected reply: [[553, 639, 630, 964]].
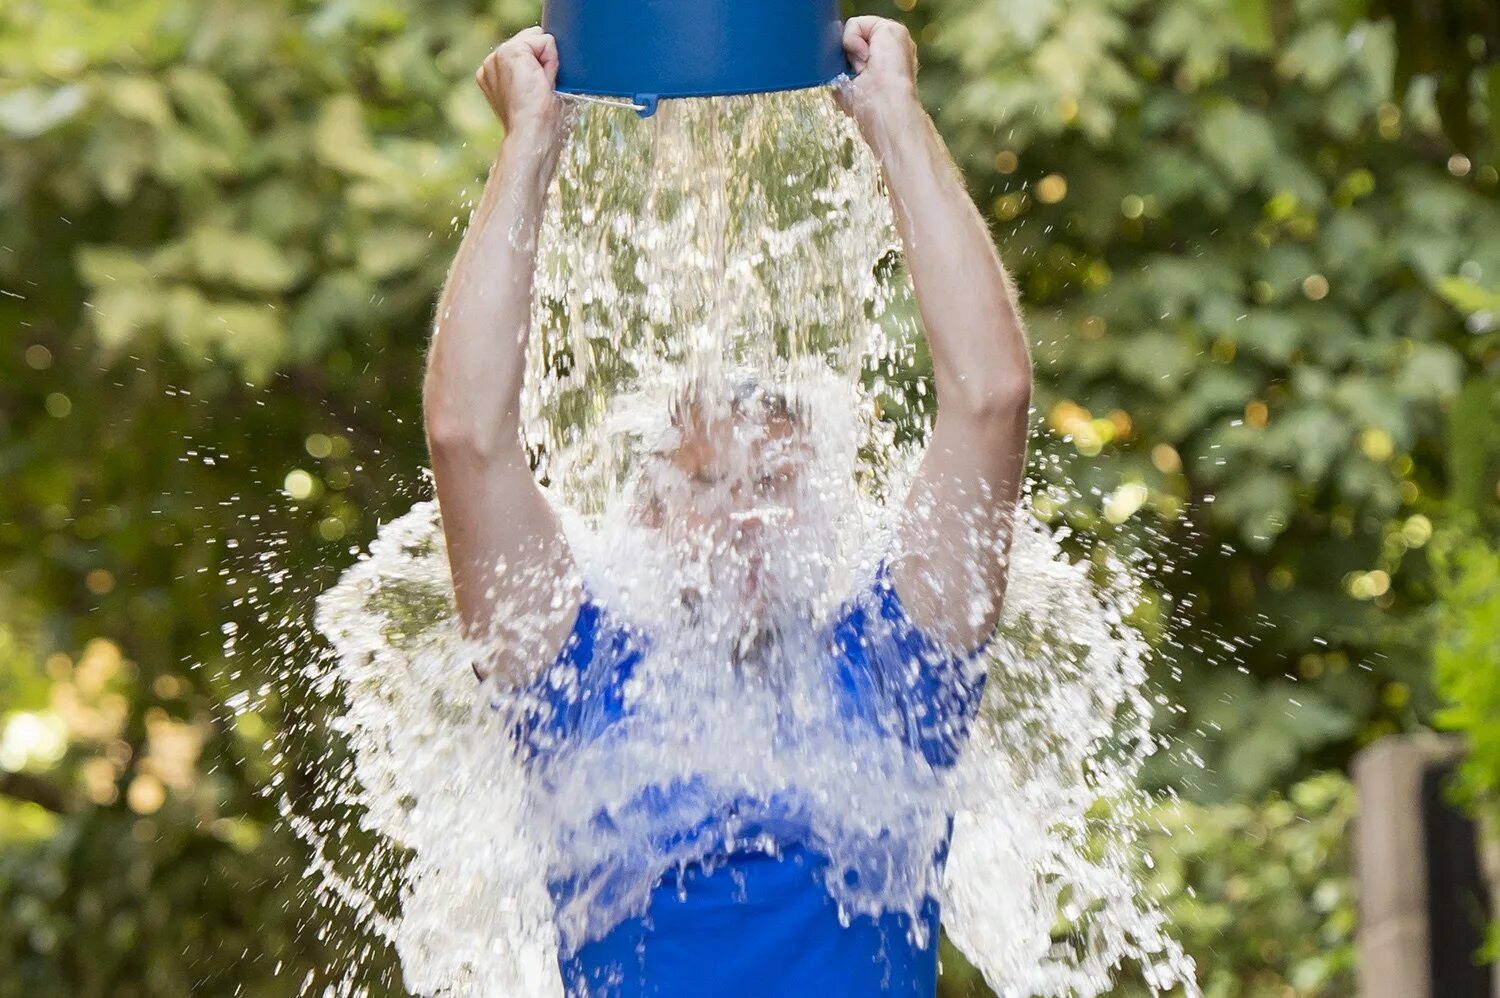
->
[[631, 379, 817, 616]]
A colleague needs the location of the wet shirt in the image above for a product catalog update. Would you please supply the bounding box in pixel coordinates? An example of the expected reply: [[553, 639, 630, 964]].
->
[[513, 563, 987, 998]]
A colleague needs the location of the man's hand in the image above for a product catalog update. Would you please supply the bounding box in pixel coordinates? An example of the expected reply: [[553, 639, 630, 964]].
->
[[836, 16, 920, 143], [477, 27, 565, 152]]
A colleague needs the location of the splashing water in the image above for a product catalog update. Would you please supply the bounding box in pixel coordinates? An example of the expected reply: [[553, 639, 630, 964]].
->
[[298, 89, 1197, 996]]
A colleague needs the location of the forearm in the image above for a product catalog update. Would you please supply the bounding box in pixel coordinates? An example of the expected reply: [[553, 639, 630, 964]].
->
[[862, 96, 1031, 415], [424, 130, 558, 457]]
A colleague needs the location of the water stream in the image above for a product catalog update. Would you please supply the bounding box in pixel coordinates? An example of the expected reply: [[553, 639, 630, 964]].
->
[[285, 88, 1196, 996]]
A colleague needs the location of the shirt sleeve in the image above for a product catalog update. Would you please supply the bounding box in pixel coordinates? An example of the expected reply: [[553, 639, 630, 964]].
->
[[497, 590, 641, 765], [828, 561, 990, 769]]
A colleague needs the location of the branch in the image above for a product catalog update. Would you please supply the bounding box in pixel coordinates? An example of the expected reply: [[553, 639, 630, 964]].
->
[[0, 770, 73, 814]]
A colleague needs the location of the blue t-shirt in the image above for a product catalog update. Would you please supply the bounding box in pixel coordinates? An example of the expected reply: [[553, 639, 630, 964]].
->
[[512, 563, 987, 998]]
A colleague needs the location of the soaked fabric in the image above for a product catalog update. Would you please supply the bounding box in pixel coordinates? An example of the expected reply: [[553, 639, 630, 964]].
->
[[510, 563, 986, 997]]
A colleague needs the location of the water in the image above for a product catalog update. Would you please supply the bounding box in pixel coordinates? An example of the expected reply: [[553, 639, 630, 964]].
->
[[292, 88, 1197, 996]]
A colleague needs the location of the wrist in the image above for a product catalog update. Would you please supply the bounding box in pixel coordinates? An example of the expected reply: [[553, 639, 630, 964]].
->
[[499, 123, 561, 184], [863, 84, 923, 131], [504, 109, 558, 144], [856, 86, 928, 162]]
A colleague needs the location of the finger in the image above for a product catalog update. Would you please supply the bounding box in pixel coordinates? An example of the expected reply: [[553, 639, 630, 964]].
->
[[521, 32, 552, 62], [498, 25, 543, 58], [846, 38, 870, 75], [841, 18, 877, 72], [538, 35, 561, 86], [844, 15, 883, 46]]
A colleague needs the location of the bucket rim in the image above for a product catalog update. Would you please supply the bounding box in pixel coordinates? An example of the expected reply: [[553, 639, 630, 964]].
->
[[556, 74, 851, 117]]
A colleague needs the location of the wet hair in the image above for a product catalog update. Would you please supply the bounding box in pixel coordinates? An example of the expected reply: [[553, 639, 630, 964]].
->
[[661, 377, 806, 436], [730, 379, 804, 427]]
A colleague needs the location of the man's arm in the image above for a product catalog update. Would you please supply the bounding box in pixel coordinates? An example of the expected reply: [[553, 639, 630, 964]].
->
[[424, 28, 581, 685], [839, 17, 1034, 652]]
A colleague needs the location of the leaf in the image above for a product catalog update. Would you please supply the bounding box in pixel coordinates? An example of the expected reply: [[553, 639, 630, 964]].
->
[[1262, 405, 1350, 482], [1222, 725, 1301, 792], [1395, 342, 1463, 402], [155, 127, 236, 185], [313, 94, 388, 179], [1348, 20, 1395, 105], [1228, 0, 1273, 53], [1256, 244, 1320, 299], [162, 287, 285, 380], [1261, 158, 1327, 209], [187, 227, 302, 293], [357, 226, 432, 280], [166, 67, 249, 155], [1446, 378, 1500, 522], [89, 284, 163, 350], [1233, 311, 1300, 364], [1268, 682, 1359, 748], [1277, 22, 1347, 89], [1433, 276, 1500, 316], [0, 85, 87, 138], [82, 120, 153, 203], [1197, 102, 1277, 188], [290, 270, 377, 357], [1213, 468, 1297, 549], [200, 302, 285, 383], [75, 246, 154, 288], [101, 75, 173, 129], [1321, 211, 1382, 281], [1116, 330, 1197, 394], [1164, 367, 1256, 438]]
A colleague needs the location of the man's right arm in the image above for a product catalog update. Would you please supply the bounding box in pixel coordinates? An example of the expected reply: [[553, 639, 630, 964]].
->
[[424, 29, 581, 686]]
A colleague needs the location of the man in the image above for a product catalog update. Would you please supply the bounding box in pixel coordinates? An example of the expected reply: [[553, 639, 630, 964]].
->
[[423, 16, 1032, 997]]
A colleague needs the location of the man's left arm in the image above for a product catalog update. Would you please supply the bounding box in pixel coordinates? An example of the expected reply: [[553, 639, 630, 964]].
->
[[840, 17, 1033, 652]]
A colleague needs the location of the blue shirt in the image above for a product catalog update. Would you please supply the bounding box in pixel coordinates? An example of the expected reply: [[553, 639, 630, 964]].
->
[[513, 564, 986, 998]]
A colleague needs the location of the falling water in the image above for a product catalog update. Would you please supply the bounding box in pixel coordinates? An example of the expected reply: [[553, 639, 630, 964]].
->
[[293, 88, 1197, 996]]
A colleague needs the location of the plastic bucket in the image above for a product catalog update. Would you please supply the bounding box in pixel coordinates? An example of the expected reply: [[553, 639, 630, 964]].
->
[[543, 0, 849, 116]]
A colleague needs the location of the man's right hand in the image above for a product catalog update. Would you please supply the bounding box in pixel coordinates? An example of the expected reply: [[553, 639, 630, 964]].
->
[[836, 16, 921, 147], [477, 27, 564, 151]]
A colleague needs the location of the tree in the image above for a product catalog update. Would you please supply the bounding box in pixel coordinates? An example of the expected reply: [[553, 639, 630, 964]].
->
[[1, 0, 1496, 993]]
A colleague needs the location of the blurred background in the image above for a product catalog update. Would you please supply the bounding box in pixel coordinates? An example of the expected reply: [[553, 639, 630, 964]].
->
[[1, 0, 1498, 995]]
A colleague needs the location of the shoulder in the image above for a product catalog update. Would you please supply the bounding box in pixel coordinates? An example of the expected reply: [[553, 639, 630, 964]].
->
[[502, 586, 648, 762]]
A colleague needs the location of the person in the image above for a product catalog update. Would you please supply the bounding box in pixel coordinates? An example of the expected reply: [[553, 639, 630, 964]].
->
[[423, 16, 1033, 997]]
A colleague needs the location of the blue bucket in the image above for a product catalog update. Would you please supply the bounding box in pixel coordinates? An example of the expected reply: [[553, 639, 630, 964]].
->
[[543, 0, 850, 117]]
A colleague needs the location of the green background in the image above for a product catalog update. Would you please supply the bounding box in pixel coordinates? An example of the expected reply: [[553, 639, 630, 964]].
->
[[1, 0, 1497, 994]]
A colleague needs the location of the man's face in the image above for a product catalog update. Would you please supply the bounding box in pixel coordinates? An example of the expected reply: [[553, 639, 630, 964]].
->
[[636, 387, 812, 601]]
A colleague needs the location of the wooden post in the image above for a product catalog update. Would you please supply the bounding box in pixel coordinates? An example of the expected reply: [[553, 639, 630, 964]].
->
[[1354, 735, 1496, 998]]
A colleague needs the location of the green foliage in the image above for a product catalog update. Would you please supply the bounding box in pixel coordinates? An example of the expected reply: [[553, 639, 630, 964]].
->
[[938, 775, 1358, 998], [886, 0, 1500, 800], [0, 0, 1496, 992], [1124, 774, 1358, 998], [1432, 539, 1500, 825], [0, 802, 377, 998]]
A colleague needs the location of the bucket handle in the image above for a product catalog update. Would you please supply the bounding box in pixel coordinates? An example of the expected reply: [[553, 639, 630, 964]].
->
[[557, 92, 659, 117]]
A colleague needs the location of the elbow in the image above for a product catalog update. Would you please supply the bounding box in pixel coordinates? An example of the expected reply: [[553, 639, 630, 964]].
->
[[424, 395, 511, 460], [424, 408, 472, 455], [423, 379, 465, 452], [943, 364, 1033, 427]]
